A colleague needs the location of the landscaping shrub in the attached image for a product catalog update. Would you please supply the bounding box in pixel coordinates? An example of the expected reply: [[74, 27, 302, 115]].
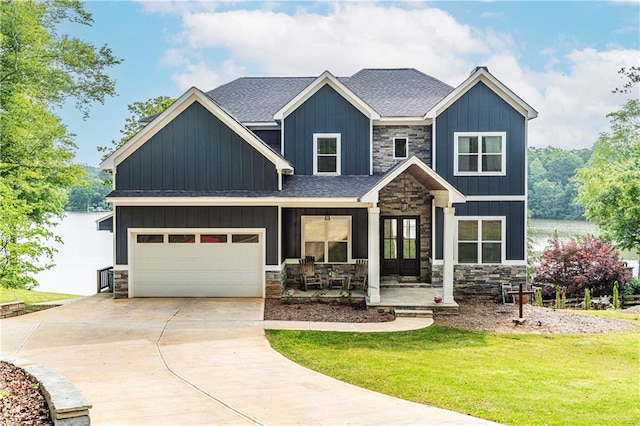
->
[[622, 277, 640, 295], [534, 235, 627, 297]]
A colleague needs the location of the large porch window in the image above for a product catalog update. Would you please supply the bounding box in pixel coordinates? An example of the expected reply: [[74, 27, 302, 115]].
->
[[302, 216, 351, 263], [456, 217, 504, 264]]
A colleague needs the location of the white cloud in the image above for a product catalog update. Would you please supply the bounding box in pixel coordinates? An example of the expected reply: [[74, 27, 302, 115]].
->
[[150, 2, 639, 151]]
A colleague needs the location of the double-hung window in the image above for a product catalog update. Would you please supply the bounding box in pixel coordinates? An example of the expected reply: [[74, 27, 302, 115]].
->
[[302, 216, 350, 263], [454, 132, 506, 175], [313, 134, 341, 175], [457, 218, 504, 264]]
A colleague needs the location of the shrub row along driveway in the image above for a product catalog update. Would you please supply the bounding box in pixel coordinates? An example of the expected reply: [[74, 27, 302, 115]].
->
[[1, 294, 494, 425]]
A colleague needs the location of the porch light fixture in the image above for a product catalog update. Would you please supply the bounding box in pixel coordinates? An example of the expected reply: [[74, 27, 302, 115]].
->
[[325, 214, 331, 221], [400, 202, 408, 212]]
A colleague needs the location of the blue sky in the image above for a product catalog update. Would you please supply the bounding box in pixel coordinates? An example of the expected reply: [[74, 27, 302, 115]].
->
[[60, 1, 639, 166]]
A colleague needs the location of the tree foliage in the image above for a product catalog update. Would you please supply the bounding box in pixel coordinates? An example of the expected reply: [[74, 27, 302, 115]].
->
[[533, 235, 628, 298], [576, 99, 640, 257], [0, 0, 120, 288], [528, 147, 591, 220], [99, 96, 175, 159], [65, 166, 112, 211]]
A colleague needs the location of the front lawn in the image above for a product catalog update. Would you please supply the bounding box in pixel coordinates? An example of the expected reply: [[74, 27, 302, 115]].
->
[[578, 308, 640, 324], [0, 288, 81, 304], [267, 327, 639, 425]]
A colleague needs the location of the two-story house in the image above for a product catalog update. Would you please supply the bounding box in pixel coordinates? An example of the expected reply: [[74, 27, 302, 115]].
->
[[98, 67, 537, 310]]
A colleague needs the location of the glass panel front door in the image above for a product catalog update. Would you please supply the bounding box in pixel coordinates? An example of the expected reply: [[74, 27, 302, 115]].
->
[[381, 216, 420, 276]]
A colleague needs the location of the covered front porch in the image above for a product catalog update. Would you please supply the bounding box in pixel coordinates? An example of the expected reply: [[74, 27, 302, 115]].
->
[[360, 156, 466, 307]]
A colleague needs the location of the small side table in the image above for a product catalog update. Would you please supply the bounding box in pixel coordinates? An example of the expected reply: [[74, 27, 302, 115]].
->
[[328, 276, 347, 290]]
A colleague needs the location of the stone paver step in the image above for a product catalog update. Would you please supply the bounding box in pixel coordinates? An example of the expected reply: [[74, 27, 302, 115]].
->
[[394, 309, 434, 318]]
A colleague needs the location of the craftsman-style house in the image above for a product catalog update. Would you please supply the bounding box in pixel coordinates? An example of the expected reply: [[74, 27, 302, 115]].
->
[[98, 67, 537, 309]]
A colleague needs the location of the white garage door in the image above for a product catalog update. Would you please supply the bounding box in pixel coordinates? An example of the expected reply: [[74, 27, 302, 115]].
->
[[131, 231, 264, 297]]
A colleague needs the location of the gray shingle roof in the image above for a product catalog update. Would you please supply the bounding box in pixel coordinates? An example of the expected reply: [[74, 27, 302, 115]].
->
[[107, 174, 385, 199], [206, 69, 454, 122], [207, 77, 315, 123]]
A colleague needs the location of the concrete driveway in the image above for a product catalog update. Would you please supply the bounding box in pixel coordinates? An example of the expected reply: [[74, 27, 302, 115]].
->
[[1, 294, 495, 425]]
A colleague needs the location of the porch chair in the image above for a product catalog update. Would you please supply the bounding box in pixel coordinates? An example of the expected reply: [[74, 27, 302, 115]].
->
[[502, 283, 514, 304], [348, 259, 368, 291], [299, 257, 323, 291]]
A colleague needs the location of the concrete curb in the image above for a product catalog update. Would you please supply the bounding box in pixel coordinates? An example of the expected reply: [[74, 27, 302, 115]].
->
[[264, 317, 434, 332], [1, 356, 92, 426]]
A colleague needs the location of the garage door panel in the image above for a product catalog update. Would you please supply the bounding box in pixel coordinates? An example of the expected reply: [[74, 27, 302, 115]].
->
[[131, 231, 264, 298]]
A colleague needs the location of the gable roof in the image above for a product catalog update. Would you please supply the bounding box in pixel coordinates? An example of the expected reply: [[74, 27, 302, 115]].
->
[[361, 156, 466, 205], [100, 87, 293, 173], [273, 71, 380, 121], [343, 68, 454, 117], [207, 68, 454, 122], [425, 66, 538, 120]]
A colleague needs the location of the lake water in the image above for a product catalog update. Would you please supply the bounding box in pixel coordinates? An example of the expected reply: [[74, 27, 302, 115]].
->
[[30, 215, 637, 296], [33, 212, 113, 295]]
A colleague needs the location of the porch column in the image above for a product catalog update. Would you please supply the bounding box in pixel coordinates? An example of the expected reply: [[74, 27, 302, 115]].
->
[[442, 206, 456, 303], [367, 206, 381, 303]]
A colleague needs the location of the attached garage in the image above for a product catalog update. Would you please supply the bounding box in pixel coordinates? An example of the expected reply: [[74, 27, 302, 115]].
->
[[129, 229, 264, 298]]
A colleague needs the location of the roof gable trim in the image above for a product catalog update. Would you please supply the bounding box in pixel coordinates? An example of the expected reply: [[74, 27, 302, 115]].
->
[[273, 71, 381, 121], [424, 68, 538, 120], [361, 156, 466, 205], [100, 87, 293, 173]]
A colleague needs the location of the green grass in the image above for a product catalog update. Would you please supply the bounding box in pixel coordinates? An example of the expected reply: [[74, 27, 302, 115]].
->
[[267, 328, 640, 425], [0, 287, 81, 304]]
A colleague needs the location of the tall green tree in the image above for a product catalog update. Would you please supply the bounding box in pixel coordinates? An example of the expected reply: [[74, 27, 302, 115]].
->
[[576, 99, 640, 257], [0, 0, 121, 288]]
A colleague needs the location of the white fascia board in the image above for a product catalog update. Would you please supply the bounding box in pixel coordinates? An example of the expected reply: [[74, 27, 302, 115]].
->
[[424, 69, 538, 120], [465, 195, 526, 201], [360, 156, 466, 204], [100, 87, 293, 174], [244, 122, 279, 128], [106, 196, 365, 207], [374, 117, 433, 126], [273, 71, 381, 121]]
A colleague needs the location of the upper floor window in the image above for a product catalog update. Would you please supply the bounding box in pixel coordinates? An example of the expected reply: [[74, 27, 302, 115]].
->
[[394, 137, 408, 159], [313, 133, 341, 175], [456, 217, 504, 264], [454, 132, 506, 176]]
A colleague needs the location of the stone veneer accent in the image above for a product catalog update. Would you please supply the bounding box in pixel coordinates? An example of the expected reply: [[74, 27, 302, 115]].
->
[[113, 270, 129, 299], [432, 264, 527, 300], [266, 271, 284, 298], [372, 125, 432, 173], [378, 171, 432, 281], [0, 301, 25, 318]]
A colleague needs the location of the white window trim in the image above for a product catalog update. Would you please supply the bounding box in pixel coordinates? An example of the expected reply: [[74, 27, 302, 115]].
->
[[313, 133, 341, 175], [454, 216, 505, 264], [301, 215, 352, 263], [393, 136, 409, 159], [453, 131, 506, 176]]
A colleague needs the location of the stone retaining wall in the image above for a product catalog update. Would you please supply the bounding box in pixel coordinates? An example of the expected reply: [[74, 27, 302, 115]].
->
[[266, 271, 284, 298], [432, 264, 527, 300], [0, 301, 25, 318], [4, 357, 91, 426]]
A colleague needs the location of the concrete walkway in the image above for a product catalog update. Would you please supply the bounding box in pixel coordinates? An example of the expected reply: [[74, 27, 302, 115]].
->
[[1, 294, 496, 425]]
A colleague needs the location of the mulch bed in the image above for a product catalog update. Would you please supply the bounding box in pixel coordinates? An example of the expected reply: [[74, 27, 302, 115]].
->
[[264, 299, 395, 323], [0, 361, 52, 426]]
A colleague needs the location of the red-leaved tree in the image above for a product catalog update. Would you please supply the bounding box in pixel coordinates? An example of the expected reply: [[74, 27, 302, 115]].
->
[[533, 235, 628, 297]]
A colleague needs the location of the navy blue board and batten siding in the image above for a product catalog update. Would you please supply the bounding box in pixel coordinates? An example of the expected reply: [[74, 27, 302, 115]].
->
[[433, 201, 526, 261], [116, 101, 278, 191], [283, 85, 371, 175], [435, 81, 526, 196], [115, 206, 278, 265], [281, 208, 369, 262]]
